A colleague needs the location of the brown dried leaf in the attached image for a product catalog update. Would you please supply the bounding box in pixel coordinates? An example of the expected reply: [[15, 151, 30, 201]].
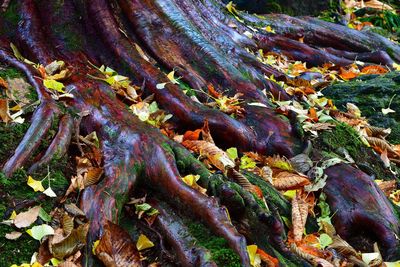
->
[[227, 168, 253, 191], [329, 235, 357, 257], [376, 180, 396, 196], [292, 192, 308, 242], [64, 203, 86, 217], [0, 98, 12, 123], [14, 206, 41, 228], [182, 140, 234, 171], [365, 136, 397, 154], [273, 172, 310, 190], [365, 125, 391, 138], [201, 119, 214, 144], [95, 221, 141, 267], [62, 213, 74, 236], [50, 223, 89, 259]]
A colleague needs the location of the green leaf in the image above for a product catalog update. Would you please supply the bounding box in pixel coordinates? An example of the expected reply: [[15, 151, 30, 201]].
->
[[38, 208, 52, 222], [26, 224, 54, 241], [240, 155, 256, 169], [226, 147, 238, 160], [135, 203, 152, 213], [43, 79, 65, 93], [318, 233, 333, 249]]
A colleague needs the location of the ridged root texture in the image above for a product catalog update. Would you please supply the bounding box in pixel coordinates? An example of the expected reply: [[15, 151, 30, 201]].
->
[[1, 0, 400, 265]]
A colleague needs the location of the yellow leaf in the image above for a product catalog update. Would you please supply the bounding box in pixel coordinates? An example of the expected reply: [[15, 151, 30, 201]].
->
[[43, 79, 65, 93], [136, 234, 154, 251], [32, 262, 43, 267], [182, 174, 207, 195], [247, 245, 261, 267], [393, 63, 400, 71], [167, 70, 180, 84], [27, 176, 45, 192], [9, 210, 17, 220], [92, 240, 100, 255], [265, 25, 275, 33]]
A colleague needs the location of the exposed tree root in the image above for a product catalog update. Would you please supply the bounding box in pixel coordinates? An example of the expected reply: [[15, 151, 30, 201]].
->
[[1, 0, 400, 265]]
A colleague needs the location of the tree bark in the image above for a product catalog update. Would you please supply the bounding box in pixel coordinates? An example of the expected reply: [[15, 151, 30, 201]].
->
[[1, 0, 399, 265]]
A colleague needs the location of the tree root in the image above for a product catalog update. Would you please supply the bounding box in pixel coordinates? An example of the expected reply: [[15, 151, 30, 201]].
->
[[1, 0, 400, 265], [324, 164, 400, 261]]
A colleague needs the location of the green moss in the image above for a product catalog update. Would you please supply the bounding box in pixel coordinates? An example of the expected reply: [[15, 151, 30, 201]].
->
[[1, 1, 20, 37], [0, 123, 30, 163], [187, 222, 241, 267], [0, 66, 23, 80], [320, 123, 363, 157]]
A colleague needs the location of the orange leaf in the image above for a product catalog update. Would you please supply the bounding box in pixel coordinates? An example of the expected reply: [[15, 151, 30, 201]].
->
[[256, 248, 279, 267], [183, 129, 202, 141], [361, 65, 388, 75], [0, 77, 7, 89], [0, 98, 12, 123], [308, 107, 318, 123], [207, 83, 221, 98], [339, 67, 358, 80], [38, 65, 47, 78]]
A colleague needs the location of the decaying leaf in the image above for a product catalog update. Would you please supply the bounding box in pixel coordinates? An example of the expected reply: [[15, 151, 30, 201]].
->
[[50, 223, 89, 259], [182, 140, 235, 171], [14, 206, 41, 228], [290, 154, 313, 173], [328, 235, 357, 257], [292, 192, 308, 242], [266, 155, 293, 172], [365, 125, 391, 138], [365, 136, 397, 154], [0, 98, 12, 123], [95, 221, 141, 267], [273, 172, 310, 190]]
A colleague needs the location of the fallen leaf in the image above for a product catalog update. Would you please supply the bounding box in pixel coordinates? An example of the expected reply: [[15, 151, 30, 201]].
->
[[361, 65, 388, 75], [14, 206, 41, 228], [167, 70, 180, 84], [27, 224, 55, 241], [292, 192, 308, 242], [5, 231, 22, 240], [182, 140, 235, 171], [247, 245, 261, 267], [0, 98, 12, 123], [50, 223, 89, 259], [95, 221, 141, 266], [382, 107, 395, 115], [273, 172, 310, 190], [136, 234, 154, 251], [27, 176, 45, 192], [43, 79, 65, 93], [182, 174, 207, 195], [43, 187, 57, 198]]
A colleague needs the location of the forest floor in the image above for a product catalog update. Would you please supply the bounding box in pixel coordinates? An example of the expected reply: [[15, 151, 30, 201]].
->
[[1, 1, 400, 267]]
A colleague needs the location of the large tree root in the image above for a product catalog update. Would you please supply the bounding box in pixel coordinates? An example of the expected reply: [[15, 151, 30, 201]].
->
[[1, 0, 400, 265]]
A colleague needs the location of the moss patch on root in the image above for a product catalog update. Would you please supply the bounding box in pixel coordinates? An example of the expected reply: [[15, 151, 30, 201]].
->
[[323, 71, 400, 144], [187, 222, 241, 267]]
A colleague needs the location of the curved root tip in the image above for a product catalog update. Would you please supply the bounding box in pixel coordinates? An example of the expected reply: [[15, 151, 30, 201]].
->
[[29, 114, 73, 173], [2, 102, 57, 177]]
